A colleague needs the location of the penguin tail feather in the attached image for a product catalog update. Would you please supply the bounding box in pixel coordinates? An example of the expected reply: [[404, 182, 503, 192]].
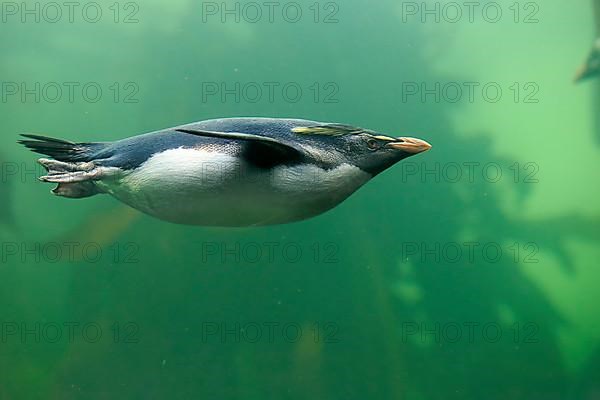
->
[[18, 134, 103, 162]]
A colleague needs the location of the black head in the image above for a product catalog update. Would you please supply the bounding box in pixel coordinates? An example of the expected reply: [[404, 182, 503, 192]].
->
[[292, 124, 431, 175], [575, 39, 600, 83]]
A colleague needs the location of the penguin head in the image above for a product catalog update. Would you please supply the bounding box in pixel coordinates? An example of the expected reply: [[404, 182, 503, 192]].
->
[[293, 124, 431, 176], [575, 38, 600, 83], [337, 132, 431, 175]]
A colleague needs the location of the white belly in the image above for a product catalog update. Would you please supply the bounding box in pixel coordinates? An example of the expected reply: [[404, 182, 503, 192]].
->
[[98, 148, 371, 226]]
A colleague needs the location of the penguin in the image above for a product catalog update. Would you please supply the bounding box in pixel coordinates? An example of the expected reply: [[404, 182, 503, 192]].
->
[[19, 118, 431, 227], [575, 38, 600, 82]]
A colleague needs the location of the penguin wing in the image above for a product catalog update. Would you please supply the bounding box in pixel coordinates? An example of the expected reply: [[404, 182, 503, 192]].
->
[[175, 128, 307, 168]]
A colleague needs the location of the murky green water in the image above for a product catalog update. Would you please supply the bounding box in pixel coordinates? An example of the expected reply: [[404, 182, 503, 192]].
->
[[1, 0, 599, 399]]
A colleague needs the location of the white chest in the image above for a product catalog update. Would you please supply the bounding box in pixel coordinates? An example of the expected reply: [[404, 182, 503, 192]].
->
[[102, 148, 371, 226]]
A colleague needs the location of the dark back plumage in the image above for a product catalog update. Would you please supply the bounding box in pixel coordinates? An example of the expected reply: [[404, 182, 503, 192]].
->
[[20, 118, 394, 172], [95, 118, 372, 170]]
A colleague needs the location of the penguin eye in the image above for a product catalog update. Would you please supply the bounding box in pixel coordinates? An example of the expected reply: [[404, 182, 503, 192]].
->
[[366, 139, 379, 150]]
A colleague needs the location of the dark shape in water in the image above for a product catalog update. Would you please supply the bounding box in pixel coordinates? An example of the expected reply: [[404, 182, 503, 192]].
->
[[18, 117, 431, 227], [575, 38, 600, 82]]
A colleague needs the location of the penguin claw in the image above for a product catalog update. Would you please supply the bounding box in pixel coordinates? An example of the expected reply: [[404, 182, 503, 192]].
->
[[39, 170, 102, 183], [38, 158, 96, 173]]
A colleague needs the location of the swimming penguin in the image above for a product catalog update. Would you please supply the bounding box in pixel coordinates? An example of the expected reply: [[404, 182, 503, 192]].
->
[[575, 38, 600, 82], [19, 118, 431, 226]]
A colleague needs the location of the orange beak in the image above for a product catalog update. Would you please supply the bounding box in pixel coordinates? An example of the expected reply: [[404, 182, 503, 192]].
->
[[386, 137, 432, 154]]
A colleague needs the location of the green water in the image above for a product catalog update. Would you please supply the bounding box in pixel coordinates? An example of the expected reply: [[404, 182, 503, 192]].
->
[[1, 0, 600, 399]]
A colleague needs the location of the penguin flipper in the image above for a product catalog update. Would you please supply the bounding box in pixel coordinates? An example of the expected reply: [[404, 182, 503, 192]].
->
[[175, 128, 306, 168]]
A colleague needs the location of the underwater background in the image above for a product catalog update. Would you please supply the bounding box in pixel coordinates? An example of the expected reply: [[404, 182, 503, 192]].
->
[[1, 0, 600, 398]]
